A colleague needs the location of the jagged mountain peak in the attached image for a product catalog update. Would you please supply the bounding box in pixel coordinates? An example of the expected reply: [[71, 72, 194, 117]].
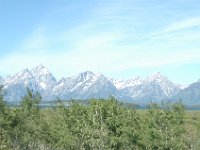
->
[[16, 68, 30, 76], [131, 76, 142, 80], [21, 68, 30, 72], [172, 81, 200, 105], [129, 76, 142, 84], [146, 72, 167, 82], [80, 71, 94, 75], [55, 71, 103, 88], [5, 68, 32, 83], [31, 64, 51, 75], [3, 65, 200, 105], [152, 72, 162, 76], [31, 65, 56, 90], [78, 71, 95, 80], [75, 71, 103, 82], [51, 70, 116, 100], [0, 76, 4, 83]]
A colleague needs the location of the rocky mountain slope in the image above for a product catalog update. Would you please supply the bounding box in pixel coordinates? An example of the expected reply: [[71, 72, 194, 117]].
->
[[172, 81, 200, 105], [1, 65, 199, 105]]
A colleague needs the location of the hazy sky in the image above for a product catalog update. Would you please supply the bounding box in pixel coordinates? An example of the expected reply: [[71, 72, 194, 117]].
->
[[0, 0, 200, 84]]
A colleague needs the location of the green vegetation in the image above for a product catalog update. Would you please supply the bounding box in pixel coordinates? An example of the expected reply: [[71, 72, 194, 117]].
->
[[185, 111, 200, 149], [0, 87, 200, 149]]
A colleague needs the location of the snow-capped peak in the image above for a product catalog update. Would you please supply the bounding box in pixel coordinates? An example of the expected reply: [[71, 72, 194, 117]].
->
[[31, 64, 51, 75], [3, 65, 56, 91], [30, 65, 56, 90], [74, 71, 103, 83], [0, 76, 4, 83], [146, 72, 167, 82], [144, 72, 180, 96], [77, 71, 95, 81], [16, 68, 30, 76], [5, 68, 32, 84], [0, 66, 191, 103]]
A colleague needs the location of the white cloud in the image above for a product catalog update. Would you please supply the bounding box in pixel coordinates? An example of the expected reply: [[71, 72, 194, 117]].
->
[[1, 4, 200, 79], [20, 27, 48, 52], [1, 42, 200, 79], [160, 17, 200, 34], [1, 17, 200, 79]]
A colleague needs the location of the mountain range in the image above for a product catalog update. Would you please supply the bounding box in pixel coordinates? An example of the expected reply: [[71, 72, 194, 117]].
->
[[1, 65, 199, 106]]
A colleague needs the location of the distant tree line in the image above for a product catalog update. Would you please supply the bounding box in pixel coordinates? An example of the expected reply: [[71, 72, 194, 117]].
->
[[0, 86, 199, 149]]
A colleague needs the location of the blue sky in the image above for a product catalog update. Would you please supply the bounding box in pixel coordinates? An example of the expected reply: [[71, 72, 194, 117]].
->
[[0, 0, 200, 84]]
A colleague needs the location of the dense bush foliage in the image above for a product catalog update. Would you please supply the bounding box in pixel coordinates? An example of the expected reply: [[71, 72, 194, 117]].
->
[[0, 87, 199, 149]]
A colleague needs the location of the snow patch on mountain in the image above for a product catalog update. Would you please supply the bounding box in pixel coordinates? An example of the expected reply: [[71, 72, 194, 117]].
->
[[111, 77, 142, 89], [0, 76, 4, 85]]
